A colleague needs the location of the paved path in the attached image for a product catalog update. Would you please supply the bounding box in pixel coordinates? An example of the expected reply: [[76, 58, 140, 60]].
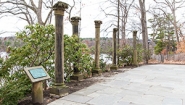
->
[[48, 64, 185, 105]]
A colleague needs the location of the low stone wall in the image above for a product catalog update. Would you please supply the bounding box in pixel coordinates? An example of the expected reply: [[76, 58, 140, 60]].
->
[[151, 53, 185, 62]]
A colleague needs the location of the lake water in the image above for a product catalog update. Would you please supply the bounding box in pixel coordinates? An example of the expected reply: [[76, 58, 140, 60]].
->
[[91, 54, 112, 64], [0, 52, 8, 61]]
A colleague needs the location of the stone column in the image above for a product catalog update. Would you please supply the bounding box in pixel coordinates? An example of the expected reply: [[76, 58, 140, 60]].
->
[[71, 16, 81, 36], [110, 28, 118, 70], [133, 31, 138, 66], [49, 1, 68, 96], [70, 16, 83, 81], [93, 20, 102, 75]]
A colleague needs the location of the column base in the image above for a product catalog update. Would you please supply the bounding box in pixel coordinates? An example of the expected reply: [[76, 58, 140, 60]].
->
[[132, 64, 138, 67], [92, 68, 102, 76], [49, 83, 68, 97], [105, 64, 111, 72], [83, 72, 92, 79], [110, 65, 118, 70], [70, 73, 83, 81]]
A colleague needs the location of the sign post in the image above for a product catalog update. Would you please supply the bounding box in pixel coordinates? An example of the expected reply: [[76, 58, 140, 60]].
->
[[24, 66, 50, 104]]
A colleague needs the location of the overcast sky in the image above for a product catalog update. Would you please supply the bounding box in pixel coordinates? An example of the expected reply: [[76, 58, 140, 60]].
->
[[0, 0, 184, 38], [0, 0, 106, 38]]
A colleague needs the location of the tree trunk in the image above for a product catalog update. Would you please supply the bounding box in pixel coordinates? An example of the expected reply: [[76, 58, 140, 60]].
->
[[121, 10, 126, 46], [117, 0, 120, 65], [37, 0, 44, 25], [139, 0, 148, 64], [172, 9, 179, 44]]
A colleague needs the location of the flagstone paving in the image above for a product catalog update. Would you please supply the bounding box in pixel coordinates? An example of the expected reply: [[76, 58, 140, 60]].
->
[[48, 64, 185, 105]]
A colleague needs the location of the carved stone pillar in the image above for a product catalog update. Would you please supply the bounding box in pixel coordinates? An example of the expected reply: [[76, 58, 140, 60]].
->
[[71, 16, 81, 36], [92, 20, 102, 75], [133, 31, 138, 66], [110, 28, 118, 70], [70, 16, 83, 81], [49, 1, 68, 96]]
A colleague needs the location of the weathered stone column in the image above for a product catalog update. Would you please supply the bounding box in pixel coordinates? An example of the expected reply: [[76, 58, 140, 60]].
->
[[133, 31, 138, 66], [49, 1, 68, 96], [93, 20, 102, 75], [71, 16, 81, 36], [110, 28, 118, 70], [70, 16, 83, 81]]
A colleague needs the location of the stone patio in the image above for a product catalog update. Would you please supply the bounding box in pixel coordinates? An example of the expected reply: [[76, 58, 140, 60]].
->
[[48, 64, 185, 105]]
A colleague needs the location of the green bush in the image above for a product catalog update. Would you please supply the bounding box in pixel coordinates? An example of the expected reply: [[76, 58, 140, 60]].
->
[[0, 72, 31, 105], [92, 58, 106, 72], [0, 24, 55, 105], [154, 40, 165, 54], [118, 45, 133, 65], [64, 35, 93, 81], [100, 58, 106, 71], [0, 24, 93, 104], [118, 44, 143, 66]]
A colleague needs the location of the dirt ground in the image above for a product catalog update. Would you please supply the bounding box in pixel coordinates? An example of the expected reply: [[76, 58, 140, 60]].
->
[[18, 67, 133, 105]]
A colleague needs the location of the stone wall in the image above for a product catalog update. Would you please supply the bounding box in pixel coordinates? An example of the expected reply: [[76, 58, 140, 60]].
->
[[151, 53, 185, 62]]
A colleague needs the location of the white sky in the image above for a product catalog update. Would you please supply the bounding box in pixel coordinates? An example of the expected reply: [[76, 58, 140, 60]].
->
[[0, 0, 184, 38], [63, 0, 106, 38], [0, 0, 106, 38]]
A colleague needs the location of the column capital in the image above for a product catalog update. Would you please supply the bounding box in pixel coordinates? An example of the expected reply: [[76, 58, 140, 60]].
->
[[71, 16, 81, 22], [71, 16, 81, 25], [133, 31, 137, 36], [113, 28, 118, 32], [53, 1, 68, 15], [94, 20, 102, 28]]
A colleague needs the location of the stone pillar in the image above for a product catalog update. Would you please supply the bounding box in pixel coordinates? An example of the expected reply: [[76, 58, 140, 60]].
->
[[110, 28, 118, 70], [93, 20, 102, 75], [71, 16, 81, 36], [70, 16, 83, 81], [133, 31, 138, 66], [32, 82, 43, 104], [49, 1, 68, 96]]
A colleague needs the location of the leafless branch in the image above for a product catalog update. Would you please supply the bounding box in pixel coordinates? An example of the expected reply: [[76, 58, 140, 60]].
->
[[153, 7, 174, 25], [67, 0, 75, 22], [0, 0, 56, 25]]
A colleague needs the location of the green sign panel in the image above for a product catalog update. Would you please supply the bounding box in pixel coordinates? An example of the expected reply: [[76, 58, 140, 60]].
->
[[24, 66, 50, 83], [29, 68, 47, 79]]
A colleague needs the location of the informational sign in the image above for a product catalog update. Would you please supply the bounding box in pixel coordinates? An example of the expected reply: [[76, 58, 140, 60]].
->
[[29, 68, 47, 79], [24, 66, 50, 83]]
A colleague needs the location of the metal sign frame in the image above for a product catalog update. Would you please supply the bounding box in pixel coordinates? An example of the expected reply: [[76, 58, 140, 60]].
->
[[24, 66, 50, 83]]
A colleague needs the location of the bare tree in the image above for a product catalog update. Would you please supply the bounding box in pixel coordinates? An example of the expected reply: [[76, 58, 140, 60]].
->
[[66, 0, 76, 22], [117, 0, 120, 65], [100, 0, 118, 32], [139, 0, 149, 64], [0, 0, 55, 25], [154, 0, 185, 44], [100, 0, 134, 41], [120, 0, 134, 45]]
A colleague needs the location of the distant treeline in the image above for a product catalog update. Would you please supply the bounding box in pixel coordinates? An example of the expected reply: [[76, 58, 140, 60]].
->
[[0, 36, 139, 55], [81, 37, 113, 54]]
